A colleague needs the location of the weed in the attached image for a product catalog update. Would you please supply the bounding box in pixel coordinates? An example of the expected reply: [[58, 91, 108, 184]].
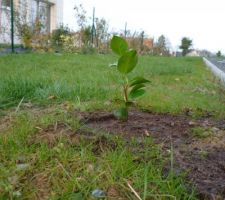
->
[[191, 127, 212, 138]]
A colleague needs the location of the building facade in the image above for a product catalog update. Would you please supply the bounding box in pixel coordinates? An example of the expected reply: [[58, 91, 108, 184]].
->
[[0, 0, 63, 43]]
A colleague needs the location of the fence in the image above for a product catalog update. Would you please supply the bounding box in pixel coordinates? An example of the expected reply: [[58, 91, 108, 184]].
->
[[0, 0, 53, 44]]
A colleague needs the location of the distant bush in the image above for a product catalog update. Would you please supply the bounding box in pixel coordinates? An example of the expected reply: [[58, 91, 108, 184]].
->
[[32, 33, 53, 52], [51, 25, 71, 48], [60, 34, 79, 53], [17, 24, 33, 49], [216, 51, 221, 57], [80, 45, 96, 54]]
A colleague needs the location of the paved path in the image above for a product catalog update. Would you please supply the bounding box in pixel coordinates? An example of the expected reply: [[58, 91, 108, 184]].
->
[[0, 47, 29, 56], [207, 58, 225, 73]]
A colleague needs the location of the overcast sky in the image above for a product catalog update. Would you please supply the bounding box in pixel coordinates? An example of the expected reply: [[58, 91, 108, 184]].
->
[[63, 0, 225, 53]]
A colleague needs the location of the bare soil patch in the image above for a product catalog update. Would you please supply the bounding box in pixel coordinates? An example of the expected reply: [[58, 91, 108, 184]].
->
[[0, 115, 13, 133], [77, 109, 225, 200]]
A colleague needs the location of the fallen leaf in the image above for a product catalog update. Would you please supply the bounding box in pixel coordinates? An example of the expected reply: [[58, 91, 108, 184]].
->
[[144, 130, 150, 137], [188, 121, 197, 126], [48, 95, 57, 100], [35, 126, 43, 131]]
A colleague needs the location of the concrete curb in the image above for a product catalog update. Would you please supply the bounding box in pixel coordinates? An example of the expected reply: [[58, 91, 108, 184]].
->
[[203, 57, 225, 86]]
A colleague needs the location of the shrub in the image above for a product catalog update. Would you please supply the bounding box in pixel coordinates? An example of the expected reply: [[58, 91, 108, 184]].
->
[[32, 33, 52, 52], [110, 36, 150, 121], [51, 25, 71, 48], [17, 24, 33, 49], [60, 34, 79, 53]]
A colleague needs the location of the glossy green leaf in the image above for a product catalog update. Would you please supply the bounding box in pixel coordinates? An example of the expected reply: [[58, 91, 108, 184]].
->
[[114, 107, 128, 121], [130, 84, 146, 93], [129, 89, 146, 99], [110, 36, 128, 56], [130, 77, 150, 87], [117, 50, 138, 74]]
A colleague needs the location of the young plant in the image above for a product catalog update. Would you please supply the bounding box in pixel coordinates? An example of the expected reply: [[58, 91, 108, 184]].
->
[[110, 35, 150, 121]]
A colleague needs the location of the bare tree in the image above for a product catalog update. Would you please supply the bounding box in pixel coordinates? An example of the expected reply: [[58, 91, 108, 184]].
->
[[74, 4, 87, 29], [95, 17, 109, 51], [153, 35, 170, 56]]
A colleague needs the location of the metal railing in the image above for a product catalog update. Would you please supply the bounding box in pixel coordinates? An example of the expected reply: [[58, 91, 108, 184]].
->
[[0, 0, 52, 52]]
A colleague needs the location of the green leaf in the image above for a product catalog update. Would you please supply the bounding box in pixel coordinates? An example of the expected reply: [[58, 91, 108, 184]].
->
[[114, 107, 128, 121], [130, 84, 146, 93], [129, 89, 146, 99], [130, 77, 150, 87], [117, 50, 138, 74], [110, 36, 128, 56]]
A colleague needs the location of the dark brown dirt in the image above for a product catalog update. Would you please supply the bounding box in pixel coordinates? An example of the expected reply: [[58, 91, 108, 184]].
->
[[77, 109, 225, 200]]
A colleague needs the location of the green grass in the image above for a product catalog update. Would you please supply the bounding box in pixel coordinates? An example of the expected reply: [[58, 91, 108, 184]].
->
[[0, 108, 197, 199], [0, 53, 224, 118], [191, 127, 212, 138]]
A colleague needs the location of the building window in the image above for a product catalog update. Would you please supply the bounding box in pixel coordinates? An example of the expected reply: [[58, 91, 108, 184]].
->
[[2, 0, 10, 8]]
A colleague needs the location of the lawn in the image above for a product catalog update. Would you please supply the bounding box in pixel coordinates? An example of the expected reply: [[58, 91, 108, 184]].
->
[[0, 53, 224, 199], [0, 53, 224, 117]]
